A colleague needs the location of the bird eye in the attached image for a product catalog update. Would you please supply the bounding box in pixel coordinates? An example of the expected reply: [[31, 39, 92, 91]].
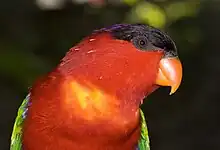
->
[[132, 36, 148, 50], [139, 40, 146, 46]]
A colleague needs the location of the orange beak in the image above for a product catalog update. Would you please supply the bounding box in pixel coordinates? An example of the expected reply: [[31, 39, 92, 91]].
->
[[155, 57, 183, 95]]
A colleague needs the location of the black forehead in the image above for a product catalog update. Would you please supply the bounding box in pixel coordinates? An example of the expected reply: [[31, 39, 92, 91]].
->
[[97, 24, 177, 56]]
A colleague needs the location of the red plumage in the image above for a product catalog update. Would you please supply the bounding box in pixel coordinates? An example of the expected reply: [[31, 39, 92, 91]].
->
[[23, 32, 163, 150]]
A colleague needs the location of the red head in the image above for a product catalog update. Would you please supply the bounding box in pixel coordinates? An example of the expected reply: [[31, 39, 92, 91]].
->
[[57, 24, 182, 118], [23, 24, 182, 150]]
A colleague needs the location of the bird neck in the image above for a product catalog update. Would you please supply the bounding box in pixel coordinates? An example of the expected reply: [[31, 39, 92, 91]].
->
[[23, 71, 143, 150], [23, 34, 163, 148]]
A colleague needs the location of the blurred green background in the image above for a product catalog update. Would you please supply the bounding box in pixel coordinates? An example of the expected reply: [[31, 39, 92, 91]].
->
[[1, 0, 220, 149]]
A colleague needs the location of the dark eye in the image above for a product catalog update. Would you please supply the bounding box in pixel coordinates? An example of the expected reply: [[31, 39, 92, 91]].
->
[[132, 36, 149, 50]]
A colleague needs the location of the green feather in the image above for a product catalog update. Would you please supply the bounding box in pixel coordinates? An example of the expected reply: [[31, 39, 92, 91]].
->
[[138, 109, 150, 150], [10, 94, 30, 150]]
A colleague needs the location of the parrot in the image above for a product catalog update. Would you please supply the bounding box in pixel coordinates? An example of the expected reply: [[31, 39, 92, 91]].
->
[[10, 23, 182, 150]]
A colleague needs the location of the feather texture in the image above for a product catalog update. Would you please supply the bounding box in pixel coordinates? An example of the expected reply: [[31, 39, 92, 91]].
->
[[10, 94, 30, 150], [10, 94, 150, 150], [137, 109, 150, 150]]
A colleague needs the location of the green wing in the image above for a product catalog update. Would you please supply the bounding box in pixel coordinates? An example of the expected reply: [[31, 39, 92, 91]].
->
[[10, 94, 30, 150], [138, 109, 150, 150]]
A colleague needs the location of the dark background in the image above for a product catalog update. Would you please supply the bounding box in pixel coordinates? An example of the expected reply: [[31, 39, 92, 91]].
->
[[1, 0, 220, 150]]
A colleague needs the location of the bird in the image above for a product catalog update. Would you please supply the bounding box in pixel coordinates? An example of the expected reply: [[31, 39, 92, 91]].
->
[[10, 23, 182, 150]]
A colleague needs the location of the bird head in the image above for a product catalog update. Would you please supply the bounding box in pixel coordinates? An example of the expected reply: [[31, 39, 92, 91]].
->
[[60, 23, 182, 120]]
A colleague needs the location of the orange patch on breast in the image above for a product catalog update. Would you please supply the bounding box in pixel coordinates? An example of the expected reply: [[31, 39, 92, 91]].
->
[[62, 79, 119, 121]]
